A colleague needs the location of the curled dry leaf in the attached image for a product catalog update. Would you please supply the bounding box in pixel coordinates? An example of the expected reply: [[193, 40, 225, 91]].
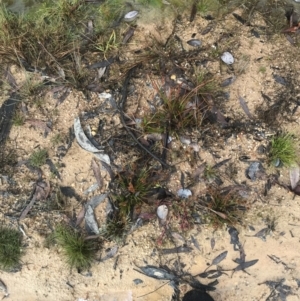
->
[[192, 163, 207, 179], [161, 245, 193, 255], [75, 206, 86, 227], [87, 194, 107, 209], [238, 96, 253, 119], [85, 205, 99, 235], [191, 235, 200, 251], [101, 245, 118, 262], [27, 119, 52, 136], [122, 27, 135, 44], [0, 278, 8, 296], [137, 265, 176, 281], [94, 153, 110, 165], [84, 183, 99, 195], [74, 117, 110, 165], [74, 117, 101, 153], [20, 181, 50, 220], [290, 165, 300, 190], [171, 231, 185, 244], [91, 159, 103, 189]]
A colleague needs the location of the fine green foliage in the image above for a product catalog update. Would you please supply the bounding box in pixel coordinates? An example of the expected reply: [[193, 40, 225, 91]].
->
[[51, 133, 63, 146], [95, 30, 119, 59], [97, 0, 126, 27], [12, 111, 25, 126], [204, 165, 218, 183], [197, 0, 220, 15], [258, 66, 266, 73], [29, 149, 48, 168], [54, 224, 97, 270], [268, 133, 298, 167], [0, 225, 23, 270]]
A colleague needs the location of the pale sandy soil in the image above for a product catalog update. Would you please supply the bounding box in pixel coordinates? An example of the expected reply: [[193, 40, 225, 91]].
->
[[1, 3, 300, 301]]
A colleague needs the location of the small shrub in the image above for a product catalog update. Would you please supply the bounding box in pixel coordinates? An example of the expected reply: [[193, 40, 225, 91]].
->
[[268, 133, 298, 167], [54, 224, 97, 270], [0, 225, 23, 270]]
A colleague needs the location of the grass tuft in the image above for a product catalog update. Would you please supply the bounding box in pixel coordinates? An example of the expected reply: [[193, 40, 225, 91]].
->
[[142, 85, 209, 135], [29, 149, 48, 168], [199, 186, 246, 228], [268, 133, 298, 167], [101, 214, 131, 242], [54, 224, 97, 270], [0, 225, 23, 270], [114, 166, 152, 216], [12, 110, 25, 126]]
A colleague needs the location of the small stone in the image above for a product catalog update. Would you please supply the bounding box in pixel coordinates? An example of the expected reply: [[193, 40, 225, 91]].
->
[[221, 52, 234, 64], [133, 279, 143, 285]]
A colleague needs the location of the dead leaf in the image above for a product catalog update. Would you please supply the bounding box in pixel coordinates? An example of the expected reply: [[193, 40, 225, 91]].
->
[[87, 194, 107, 209], [91, 158, 103, 190], [192, 163, 207, 179], [239, 96, 253, 119], [211, 251, 228, 266], [209, 208, 228, 219], [20, 181, 50, 220], [290, 165, 299, 190], [84, 205, 99, 235], [128, 182, 135, 193], [26, 119, 52, 136], [75, 206, 86, 227]]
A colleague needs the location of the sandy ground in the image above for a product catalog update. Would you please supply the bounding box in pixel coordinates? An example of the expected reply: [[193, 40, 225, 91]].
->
[[1, 3, 300, 301]]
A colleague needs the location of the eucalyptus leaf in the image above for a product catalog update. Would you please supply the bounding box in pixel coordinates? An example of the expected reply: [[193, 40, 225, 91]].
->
[[211, 251, 228, 266]]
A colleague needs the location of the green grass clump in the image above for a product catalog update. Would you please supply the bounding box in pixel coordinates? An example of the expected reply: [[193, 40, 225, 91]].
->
[[268, 133, 298, 167], [29, 149, 48, 168], [54, 224, 97, 270], [0, 225, 23, 270]]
